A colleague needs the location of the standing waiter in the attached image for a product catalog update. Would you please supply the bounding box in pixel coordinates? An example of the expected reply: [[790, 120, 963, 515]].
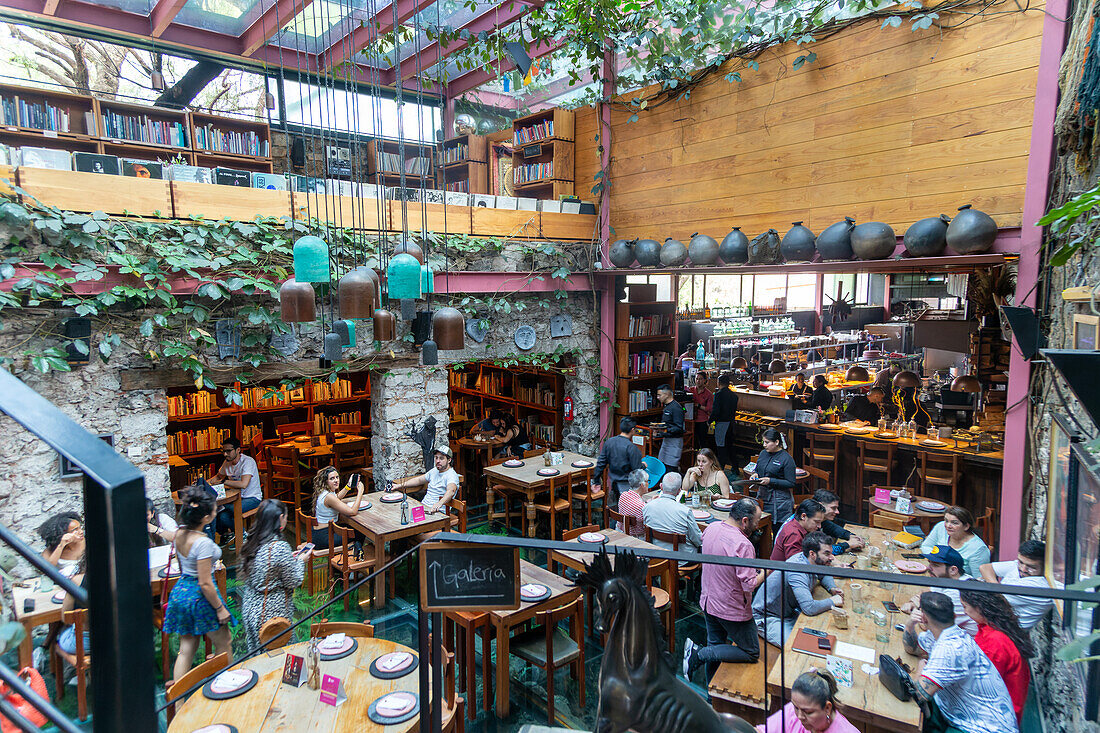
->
[[656, 384, 685, 474], [592, 417, 643, 506]]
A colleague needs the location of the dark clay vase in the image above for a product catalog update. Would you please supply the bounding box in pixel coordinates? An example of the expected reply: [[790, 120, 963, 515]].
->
[[904, 215, 951, 257], [660, 237, 688, 267], [608, 238, 636, 268], [781, 221, 816, 263], [747, 229, 782, 265], [719, 227, 750, 264], [688, 233, 720, 265], [816, 217, 856, 261], [635, 238, 662, 267], [851, 221, 896, 260], [946, 204, 997, 254]]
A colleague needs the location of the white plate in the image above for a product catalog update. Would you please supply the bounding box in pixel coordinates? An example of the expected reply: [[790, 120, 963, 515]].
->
[[920, 439, 947, 447], [578, 532, 607, 543], [917, 501, 946, 511], [712, 499, 734, 510]]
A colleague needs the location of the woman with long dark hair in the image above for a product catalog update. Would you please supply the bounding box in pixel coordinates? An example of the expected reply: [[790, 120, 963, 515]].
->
[[959, 589, 1032, 724], [311, 465, 365, 550], [163, 485, 234, 681], [146, 498, 178, 548], [239, 500, 307, 649], [752, 427, 797, 523]]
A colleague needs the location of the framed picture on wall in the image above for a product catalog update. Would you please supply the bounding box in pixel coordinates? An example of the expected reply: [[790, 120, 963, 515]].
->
[[58, 433, 114, 479], [1072, 314, 1099, 350]]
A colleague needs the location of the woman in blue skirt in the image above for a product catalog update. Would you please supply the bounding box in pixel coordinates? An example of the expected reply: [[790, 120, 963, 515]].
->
[[164, 485, 235, 681]]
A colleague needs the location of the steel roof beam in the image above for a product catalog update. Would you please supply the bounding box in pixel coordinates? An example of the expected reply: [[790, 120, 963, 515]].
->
[[446, 37, 557, 97], [239, 0, 314, 55], [150, 0, 188, 36], [323, 0, 435, 70]]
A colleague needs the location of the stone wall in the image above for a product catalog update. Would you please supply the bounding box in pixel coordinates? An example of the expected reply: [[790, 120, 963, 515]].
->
[[369, 367, 450, 485]]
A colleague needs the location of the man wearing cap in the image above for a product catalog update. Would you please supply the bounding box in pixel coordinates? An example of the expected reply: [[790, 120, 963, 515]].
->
[[899, 544, 977, 637], [395, 446, 461, 515]]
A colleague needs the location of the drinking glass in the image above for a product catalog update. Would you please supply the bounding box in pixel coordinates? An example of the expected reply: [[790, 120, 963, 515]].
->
[[871, 610, 891, 645]]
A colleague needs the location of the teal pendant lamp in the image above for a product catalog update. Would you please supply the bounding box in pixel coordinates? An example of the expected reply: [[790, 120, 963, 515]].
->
[[293, 235, 330, 283], [421, 264, 435, 294], [387, 253, 422, 320], [333, 319, 355, 347]]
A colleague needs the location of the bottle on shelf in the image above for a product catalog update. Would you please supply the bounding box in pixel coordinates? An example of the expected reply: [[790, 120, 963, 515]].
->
[[696, 340, 706, 363]]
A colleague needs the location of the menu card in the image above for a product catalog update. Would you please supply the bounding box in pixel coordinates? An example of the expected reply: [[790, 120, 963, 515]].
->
[[282, 654, 306, 687], [410, 506, 426, 523], [874, 487, 891, 504], [319, 674, 346, 707]]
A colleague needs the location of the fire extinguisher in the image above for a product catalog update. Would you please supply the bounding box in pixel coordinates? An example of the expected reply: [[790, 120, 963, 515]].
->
[[563, 396, 574, 422]]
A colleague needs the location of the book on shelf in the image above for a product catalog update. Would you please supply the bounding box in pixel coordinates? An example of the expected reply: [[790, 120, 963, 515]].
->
[[72, 152, 120, 175], [168, 426, 230, 455], [448, 370, 477, 390], [310, 377, 354, 401], [474, 370, 510, 398], [100, 108, 188, 147], [193, 123, 269, 157], [524, 416, 556, 444], [445, 179, 470, 193], [180, 464, 213, 486], [240, 385, 299, 409], [514, 120, 554, 145], [167, 390, 219, 418], [313, 411, 361, 434], [626, 314, 672, 337], [627, 389, 658, 413], [1, 95, 72, 133], [373, 142, 432, 175], [514, 161, 552, 185], [241, 424, 263, 444], [443, 143, 468, 164], [626, 351, 671, 376], [515, 381, 556, 407]]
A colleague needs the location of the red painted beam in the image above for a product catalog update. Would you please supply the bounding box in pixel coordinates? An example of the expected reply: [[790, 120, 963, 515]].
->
[[239, 0, 314, 56], [323, 0, 436, 70], [447, 39, 559, 98], [41, 0, 60, 14], [149, 0, 188, 37]]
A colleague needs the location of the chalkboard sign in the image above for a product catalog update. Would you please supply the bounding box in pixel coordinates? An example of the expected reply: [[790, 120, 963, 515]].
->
[[419, 541, 520, 612], [522, 143, 542, 159]]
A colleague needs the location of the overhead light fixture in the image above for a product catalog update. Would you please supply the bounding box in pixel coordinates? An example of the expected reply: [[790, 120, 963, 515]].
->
[[265, 90, 277, 110], [151, 70, 166, 91]]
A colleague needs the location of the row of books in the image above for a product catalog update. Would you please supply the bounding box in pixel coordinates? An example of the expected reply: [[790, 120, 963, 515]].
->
[[0, 95, 79, 133], [624, 351, 671, 376], [375, 150, 431, 175], [313, 411, 361, 434], [442, 143, 469, 164], [179, 464, 211, 486], [167, 391, 220, 418], [240, 385, 303, 409], [514, 120, 554, 145], [514, 162, 553, 185], [626, 314, 672, 337], [193, 124, 269, 157], [310, 377, 355, 401], [448, 370, 477, 390], [445, 180, 469, 193], [515, 382, 556, 407], [474, 371, 511, 398], [101, 109, 188, 148], [168, 427, 230, 456], [626, 389, 659, 413], [525, 417, 556, 444], [241, 424, 263, 445]]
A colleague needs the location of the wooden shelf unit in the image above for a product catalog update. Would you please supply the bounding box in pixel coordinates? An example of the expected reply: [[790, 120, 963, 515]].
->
[[511, 108, 574, 200], [165, 371, 372, 491], [440, 134, 488, 195], [614, 298, 677, 420], [366, 137, 435, 187], [190, 111, 273, 173], [447, 362, 564, 447]]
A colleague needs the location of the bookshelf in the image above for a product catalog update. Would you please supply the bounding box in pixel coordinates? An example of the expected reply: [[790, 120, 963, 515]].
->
[[447, 362, 564, 447], [614, 297, 677, 421], [511, 108, 574, 200], [190, 111, 273, 173], [0, 83, 99, 155], [166, 371, 372, 491], [440, 134, 487, 195], [98, 98, 189, 150], [366, 138, 435, 187]]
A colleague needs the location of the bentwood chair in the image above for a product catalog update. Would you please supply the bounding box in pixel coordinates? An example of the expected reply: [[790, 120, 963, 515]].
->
[[329, 422, 363, 435], [608, 508, 639, 537], [166, 652, 230, 722], [920, 452, 962, 506], [333, 438, 370, 482], [568, 467, 606, 529], [427, 633, 466, 733], [508, 597, 585, 724], [309, 621, 375, 638], [976, 506, 997, 554], [644, 526, 698, 638]]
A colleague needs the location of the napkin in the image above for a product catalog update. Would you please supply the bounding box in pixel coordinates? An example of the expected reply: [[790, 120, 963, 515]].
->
[[320, 633, 347, 651], [377, 692, 416, 715], [212, 670, 251, 692], [378, 652, 411, 671], [521, 583, 546, 596]]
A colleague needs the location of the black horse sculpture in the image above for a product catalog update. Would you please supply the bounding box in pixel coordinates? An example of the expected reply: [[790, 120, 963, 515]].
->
[[576, 549, 756, 733]]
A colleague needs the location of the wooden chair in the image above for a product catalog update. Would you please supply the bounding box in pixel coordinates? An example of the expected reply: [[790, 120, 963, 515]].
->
[[333, 438, 370, 481], [424, 633, 466, 733], [309, 621, 375, 638], [801, 465, 832, 496], [569, 467, 606, 528], [444, 610, 492, 720], [857, 441, 895, 492], [563, 524, 599, 541], [508, 597, 585, 724], [529, 473, 574, 541], [449, 497, 468, 533], [329, 423, 363, 434], [166, 652, 230, 722], [294, 507, 330, 594], [804, 432, 841, 476], [976, 506, 997, 554], [327, 522, 376, 610], [920, 453, 962, 506], [249, 431, 272, 495], [259, 618, 294, 650], [52, 609, 90, 721], [645, 526, 699, 632], [870, 509, 909, 531], [608, 508, 639, 537], [268, 445, 311, 510], [643, 557, 676, 654], [276, 421, 313, 438]]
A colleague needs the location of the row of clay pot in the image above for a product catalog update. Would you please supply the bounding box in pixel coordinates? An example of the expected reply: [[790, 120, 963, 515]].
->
[[607, 205, 998, 268]]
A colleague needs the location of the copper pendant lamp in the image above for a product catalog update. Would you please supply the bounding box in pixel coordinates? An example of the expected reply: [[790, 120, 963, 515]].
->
[[393, 239, 425, 264], [950, 374, 982, 393], [279, 279, 315, 322], [432, 307, 465, 350], [769, 359, 786, 374], [731, 356, 749, 370], [892, 370, 921, 389], [373, 308, 396, 341], [338, 266, 377, 319], [845, 365, 870, 382]]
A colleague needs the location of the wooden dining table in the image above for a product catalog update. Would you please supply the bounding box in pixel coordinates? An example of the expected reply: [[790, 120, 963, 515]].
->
[[639, 491, 774, 554], [488, 560, 579, 718], [482, 450, 598, 537], [276, 433, 370, 468], [168, 637, 425, 732], [171, 487, 245, 555], [345, 492, 451, 609], [455, 436, 505, 496], [551, 527, 662, 574], [867, 491, 947, 534]]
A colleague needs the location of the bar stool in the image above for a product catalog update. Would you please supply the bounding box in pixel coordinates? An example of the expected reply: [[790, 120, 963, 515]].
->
[[857, 441, 895, 493], [920, 453, 961, 506], [803, 432, 841, 477], [443, 611, 492, 720]]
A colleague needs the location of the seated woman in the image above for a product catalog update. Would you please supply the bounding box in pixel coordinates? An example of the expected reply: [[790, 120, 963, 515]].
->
[[682, 448, 731, 499], [38, 512, 84, 575], [959, 589, 1032, 725], [752, 427, 797, 523], [470, 409, 506, 439], [919, 505, 991, 577], [147, 498, 179, 547], [757, 669, 858, 733], [239, 500, 307, 649], [499, 413, 532, 458], [311, 466, 366, 550]]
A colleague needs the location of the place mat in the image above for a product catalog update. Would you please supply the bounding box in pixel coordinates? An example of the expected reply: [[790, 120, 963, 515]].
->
[[920, 439, 948, 447], [380, 492, 404, 503], [202, 669, 258, 700], [520, 583, 552, 603], [895, 559, 929, 573], [367, 692, 420, 725], [712, 499, 735, 511], [536, 468, 560, 477], [577, 532, 608, 544], [318, 636, 358, 661], [51, 591, 65, 604], [571, 460, 594, 468], [845, 427, 874, 435], [502, 459, 525, 468], [369, 651, 419, 680], [692, 509, 716, 522], [190, 726, 239, 733], [916, 500, 946, 512], [357, 500, 373, 510]]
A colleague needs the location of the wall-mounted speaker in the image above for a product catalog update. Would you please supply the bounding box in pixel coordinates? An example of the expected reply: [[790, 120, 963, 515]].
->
[[63, 317, 90, 364], [291, 137, 306, 168]]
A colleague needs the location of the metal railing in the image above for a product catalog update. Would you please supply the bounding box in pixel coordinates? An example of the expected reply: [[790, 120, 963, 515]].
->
[[0, 369, 155, 732]]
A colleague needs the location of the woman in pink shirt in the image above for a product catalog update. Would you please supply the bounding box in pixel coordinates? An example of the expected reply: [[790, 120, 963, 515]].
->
[[757, 669, 859, 733]]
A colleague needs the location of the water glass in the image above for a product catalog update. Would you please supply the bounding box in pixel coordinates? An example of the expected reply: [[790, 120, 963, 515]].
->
[[871, 609, 891, 645]]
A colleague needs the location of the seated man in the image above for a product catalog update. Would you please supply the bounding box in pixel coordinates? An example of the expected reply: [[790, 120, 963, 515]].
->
[[642, 472, 702, 560], [752, 531, 843, 647], [211, 437, 262, 544], [615, 468, 648, 539], [899, 545, 977, 636], [843, 386, 885, 424], [812, 489, 865, 551], [394, 446, 460, 514], [904, 591, 1019, 733], [470, 409, 506, 438], [770, 499, 825, 561], [979, 539, 1054, 630]]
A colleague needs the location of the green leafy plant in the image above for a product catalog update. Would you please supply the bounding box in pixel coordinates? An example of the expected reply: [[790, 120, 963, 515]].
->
[[1038, 183, 1100, 266]]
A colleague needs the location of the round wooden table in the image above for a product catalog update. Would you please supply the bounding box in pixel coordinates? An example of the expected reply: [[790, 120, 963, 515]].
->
[[168, 638, 425, 732], [456, 436, 504, 496], [867, 492, 946, 533]]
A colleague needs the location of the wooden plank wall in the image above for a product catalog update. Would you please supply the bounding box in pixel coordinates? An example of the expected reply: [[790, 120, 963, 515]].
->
[[574, 4, 1044, 241]]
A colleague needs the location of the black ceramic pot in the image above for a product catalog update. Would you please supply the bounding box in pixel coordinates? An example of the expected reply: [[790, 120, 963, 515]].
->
[[660, 237, 688, 267], [816, 217, 856, 261], [946, 204, 997, 254], [903, 215, 950, 257], [851, 221, 896, 260], [688, 233, 720, 265], [747, 229, 782, 265], [781, 221, 816, 262], [608, 238, 636, 268], [635, 238, 662, 267], [719, 227, 749, 264]]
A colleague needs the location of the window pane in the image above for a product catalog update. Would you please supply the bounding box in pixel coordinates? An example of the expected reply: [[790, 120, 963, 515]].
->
[[787, 274, 817, 310], [278, 78, 439, 141]]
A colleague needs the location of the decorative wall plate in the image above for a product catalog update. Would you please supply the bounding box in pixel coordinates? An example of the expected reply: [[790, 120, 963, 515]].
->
[[514, 324, 537, 351]]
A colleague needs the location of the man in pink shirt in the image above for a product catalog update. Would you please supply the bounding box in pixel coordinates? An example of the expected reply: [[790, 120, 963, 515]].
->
[[682, 497, 763, 681], [770, 499, 825, 561]]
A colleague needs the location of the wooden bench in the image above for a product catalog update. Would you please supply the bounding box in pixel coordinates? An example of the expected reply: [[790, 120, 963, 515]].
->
[[707, 643, 782, 725]]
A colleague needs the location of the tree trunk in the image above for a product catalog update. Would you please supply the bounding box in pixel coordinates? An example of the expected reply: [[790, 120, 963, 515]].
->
[[154, 60, 225, 108]]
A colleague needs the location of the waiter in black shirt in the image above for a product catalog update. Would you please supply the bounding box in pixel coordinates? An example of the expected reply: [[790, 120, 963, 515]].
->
[[710, 373, 739, 469], [844, 386, 886, 424], [592, 417, 643, 505], [656, 384, 685, 474], [808, 374, 834, 411], [789, 372, 814, 408]]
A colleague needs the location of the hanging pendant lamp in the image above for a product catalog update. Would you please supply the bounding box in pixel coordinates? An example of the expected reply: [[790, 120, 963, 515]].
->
[[332, 319, 355, 347], [323, 332, 343, 362], [421, 339, 439, 365], [279, 279, 315, 322], [338, 266, 376, 318], [892, 370, 921, 389], [387, 253, 422, 321], [373, 308, 396, 341], [265, 90, 277, 110], [394, 240, 425, 264], [151, 70, 166, 91], [293, 235, 330, 283], [432, 307, 465, 350]]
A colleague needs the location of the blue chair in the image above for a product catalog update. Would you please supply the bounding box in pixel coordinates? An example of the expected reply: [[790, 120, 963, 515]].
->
[[643, 455, 666, 489]]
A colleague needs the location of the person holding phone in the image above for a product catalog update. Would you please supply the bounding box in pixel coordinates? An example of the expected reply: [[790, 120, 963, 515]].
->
[[394, 446, 461, 514], [311, 466, 367, 549]]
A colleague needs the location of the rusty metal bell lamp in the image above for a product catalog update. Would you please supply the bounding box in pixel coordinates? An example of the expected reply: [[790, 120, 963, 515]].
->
[[892, 370, 921, 389], [845, 365, 870, 382], [338, 266, 376, 319], [731, 356, 749, 370], [769, 359, 786, 374], [394, 239, 425, 264], [432, 307, 465, 350], [373, 308, 396, 341], [279, 279, 315, 322]]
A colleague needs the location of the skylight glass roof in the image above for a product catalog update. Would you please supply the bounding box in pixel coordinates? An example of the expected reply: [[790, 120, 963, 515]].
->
[[173, 0, 261, 35]]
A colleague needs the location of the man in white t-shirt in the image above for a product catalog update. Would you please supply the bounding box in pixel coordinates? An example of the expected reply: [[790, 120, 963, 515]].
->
[[980, 539, 1054, 629], [211, 437, 262, 541], [395, 445, 461, 514]]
